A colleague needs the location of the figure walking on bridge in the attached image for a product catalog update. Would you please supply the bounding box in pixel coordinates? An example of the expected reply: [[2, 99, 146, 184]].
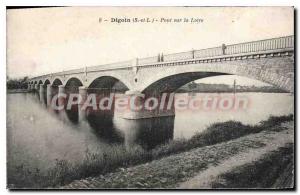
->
[[222, 43, 227, 55]]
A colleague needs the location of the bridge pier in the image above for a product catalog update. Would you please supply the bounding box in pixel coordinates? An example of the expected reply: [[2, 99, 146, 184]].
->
[[58, 85, 66, 108], [39, 84, 45, 104], [46, 84, 53, 107], [57, 85, 71, 121], [30, 84, 33, 92], [78, 86, 88, 121], [39, 84, 44, 95], [34, 84, 39, 92], [120, 90, 175, 120]]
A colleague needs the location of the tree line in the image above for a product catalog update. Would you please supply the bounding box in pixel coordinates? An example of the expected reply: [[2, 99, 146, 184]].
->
[[7, 76, 29, 89]]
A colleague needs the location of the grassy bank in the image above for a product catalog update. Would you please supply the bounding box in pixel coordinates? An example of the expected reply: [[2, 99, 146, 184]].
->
[[7, 114, 294, 188], [211, 143, 294, 189], [152, 114, 294, 158], [63, 125, 293, 189]]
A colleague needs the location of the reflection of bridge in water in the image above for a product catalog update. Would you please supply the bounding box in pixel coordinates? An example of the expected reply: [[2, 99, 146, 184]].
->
[[36, 91, 174, 150], [29, 35, 294, 119]]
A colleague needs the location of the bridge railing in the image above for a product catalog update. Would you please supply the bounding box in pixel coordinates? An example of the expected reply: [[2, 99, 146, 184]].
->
[[60, 68, 85, 75], [194, 47, 223, 58], [225, 35, 294, 55], [138, 56, 159, 64], [163, 51, 194, 62], [138, 35, 294, 65], [87, 60, 132, 72]]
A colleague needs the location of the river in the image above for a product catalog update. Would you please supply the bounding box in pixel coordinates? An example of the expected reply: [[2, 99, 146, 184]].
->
[[7, 92, 293, 174]]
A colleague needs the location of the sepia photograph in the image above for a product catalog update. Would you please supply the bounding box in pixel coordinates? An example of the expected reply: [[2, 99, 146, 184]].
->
[[6, 6, 294, 189]]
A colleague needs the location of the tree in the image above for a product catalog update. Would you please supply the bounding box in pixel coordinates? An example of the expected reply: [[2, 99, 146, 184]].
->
[[6, 76, 29, 89]]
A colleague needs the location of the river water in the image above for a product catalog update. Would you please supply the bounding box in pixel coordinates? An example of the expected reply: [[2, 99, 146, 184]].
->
[[7, 92, 293, 173]]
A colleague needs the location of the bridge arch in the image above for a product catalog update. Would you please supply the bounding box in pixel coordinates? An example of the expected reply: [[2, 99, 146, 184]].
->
[[65, 77, 83, 87], [141, 72, 228, 94], [44, 79, 51, 86], [52, 78, 63, 86], [87, 75, 130, 92], [65, 77, 84, 93]]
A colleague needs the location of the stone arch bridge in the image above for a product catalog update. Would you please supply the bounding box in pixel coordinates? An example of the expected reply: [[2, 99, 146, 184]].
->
[[29, 35, 294, 119]]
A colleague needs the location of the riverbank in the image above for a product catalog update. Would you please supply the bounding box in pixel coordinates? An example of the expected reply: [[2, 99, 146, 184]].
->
[[209, 143, 294, 189], [63, 120, 294, 189], [8, 114, 294, 189]]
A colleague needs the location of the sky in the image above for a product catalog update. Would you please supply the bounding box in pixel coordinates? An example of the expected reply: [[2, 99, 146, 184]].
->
[[7, 7, 293, 86]]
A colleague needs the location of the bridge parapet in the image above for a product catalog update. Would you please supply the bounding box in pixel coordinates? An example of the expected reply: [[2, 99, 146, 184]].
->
[[138, 56, 158, 64], [137, 35, 293, 65], [87, 60, 132, 72], [194, 47, 223, 59], [60, 68, 85, 76], [164, 51, 194, 62], [225, 35, 294, 55]]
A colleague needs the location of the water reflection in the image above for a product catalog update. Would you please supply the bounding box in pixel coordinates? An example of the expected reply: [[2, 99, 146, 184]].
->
[[65, 105, 79, 124], [30, 89, 294, 151], [39, 89, 47, 107], [114, 116, 174, 150], [86, 108, 123, 143]]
